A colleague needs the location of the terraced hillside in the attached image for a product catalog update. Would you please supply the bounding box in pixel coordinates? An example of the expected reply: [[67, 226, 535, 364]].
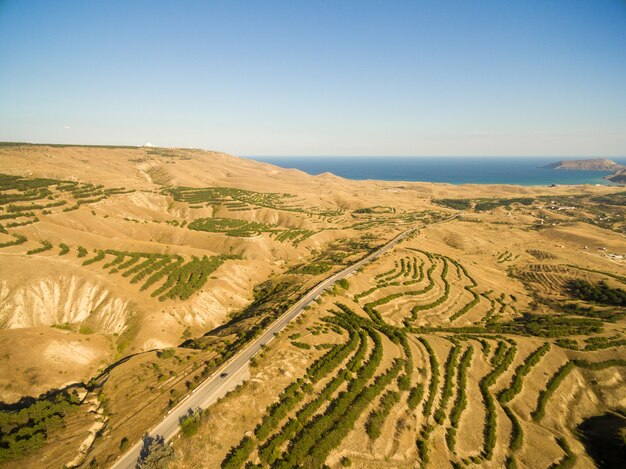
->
[[0, 144, 624, 468], [173, 232, 625, 469]]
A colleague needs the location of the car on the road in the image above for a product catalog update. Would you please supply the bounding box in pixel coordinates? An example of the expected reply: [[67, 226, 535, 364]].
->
[[219, 372, 228, 378]]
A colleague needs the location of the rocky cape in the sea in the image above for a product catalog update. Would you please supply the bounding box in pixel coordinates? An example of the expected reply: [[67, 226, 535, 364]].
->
[[542, 158, 625, 184]]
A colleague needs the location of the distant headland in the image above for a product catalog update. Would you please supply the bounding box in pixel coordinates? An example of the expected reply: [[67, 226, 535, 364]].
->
[[542, 158, 626, 184], [541, 158, 625, 171]]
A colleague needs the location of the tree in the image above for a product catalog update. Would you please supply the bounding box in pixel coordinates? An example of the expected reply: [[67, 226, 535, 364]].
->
[[136, 435, 175, 469]]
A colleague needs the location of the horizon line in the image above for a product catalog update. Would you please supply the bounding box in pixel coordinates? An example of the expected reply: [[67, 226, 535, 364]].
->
[[1, 141, 624, 159]]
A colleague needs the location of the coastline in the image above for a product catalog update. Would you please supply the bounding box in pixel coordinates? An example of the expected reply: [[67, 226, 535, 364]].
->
[[248, 156, 626, 187]]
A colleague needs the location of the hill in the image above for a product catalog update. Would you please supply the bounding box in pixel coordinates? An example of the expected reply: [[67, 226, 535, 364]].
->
[[0, 143, 624, 468], [542, 158, 625, 171], [607, 169, 626, 184]]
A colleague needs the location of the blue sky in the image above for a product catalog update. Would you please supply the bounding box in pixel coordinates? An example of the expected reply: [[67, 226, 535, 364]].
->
[[0, 1, 625, 156]]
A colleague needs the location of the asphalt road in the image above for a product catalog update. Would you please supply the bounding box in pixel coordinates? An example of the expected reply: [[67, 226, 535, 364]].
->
[[111, 227, 414, 468]]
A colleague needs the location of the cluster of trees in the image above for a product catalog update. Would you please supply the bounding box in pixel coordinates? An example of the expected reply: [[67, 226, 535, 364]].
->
[[68, 183, 105, 199], [58, 243, 69, 255], [26, 240, 52, 255], [251, 322, 362, 464], [273, 228, 315, 246], [433, 198, 472, 210], [473, 197, 534, 212], [80, 249, 235, 302], [568, 279, 626, 306], [354, 284, 378, 302], [0, 233, 27, 248], [260, 363, 355, 464], [8, 200, 66, 212], [447, 260, 481, 322], [375, 263, 398, 279], [380, 257, 411, 283], [0, 173, 60, 202], [5, 216, 39, 228], [82, 250, 105, 266], [254, 381, 305, 441], [292, 262, 331, 276], [306, 328, 359, 383], [188, 217, 274, 237], [494, 313, 603, 338], [353, 206, 394, 214], [561, 302, 624, 323], [574, 358, 626, 370], [582, 337, 626, 350], [0, 210, 35, 221], [167, 186, 316, 215], [0, 389, 82, 463], [140, 258, 184, 292], [158, 255, 234, 301]]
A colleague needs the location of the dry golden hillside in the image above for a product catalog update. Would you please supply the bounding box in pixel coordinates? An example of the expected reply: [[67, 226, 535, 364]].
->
[[0, 143, 624, 469]]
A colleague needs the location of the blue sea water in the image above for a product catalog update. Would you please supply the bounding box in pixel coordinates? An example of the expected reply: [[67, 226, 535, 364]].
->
[[248, 156, 626, 186]]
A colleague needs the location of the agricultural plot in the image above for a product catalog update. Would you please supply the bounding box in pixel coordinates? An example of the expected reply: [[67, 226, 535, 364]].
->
[[0, 173, 134, 239], [187, 217, 316, 245], [166, 186, 342, 217], [43, 246, 240, 301]]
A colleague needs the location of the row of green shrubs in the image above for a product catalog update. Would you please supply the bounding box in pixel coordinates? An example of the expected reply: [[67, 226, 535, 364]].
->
[[269, 328, 387, 467], [446, 346, 474, 450], [480, 343, 517, 460], [498, 343, 550, 403], [434, 345, 461, 424], [418, 337, 439, 417]]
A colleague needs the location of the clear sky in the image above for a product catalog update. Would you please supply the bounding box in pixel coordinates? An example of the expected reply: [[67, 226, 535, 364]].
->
[[1, 1, 625, 156]]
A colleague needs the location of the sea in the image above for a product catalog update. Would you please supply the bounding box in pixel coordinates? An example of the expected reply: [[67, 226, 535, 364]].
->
[[247, 156, 626, 186]]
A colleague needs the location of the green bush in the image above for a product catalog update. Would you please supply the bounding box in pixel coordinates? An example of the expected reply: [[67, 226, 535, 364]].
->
[[157, 348, 176, 359], [179, 410, 203, 437]]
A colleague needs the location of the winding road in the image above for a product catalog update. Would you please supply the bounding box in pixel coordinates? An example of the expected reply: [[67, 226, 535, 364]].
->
[[112, 227, 415, 468]]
